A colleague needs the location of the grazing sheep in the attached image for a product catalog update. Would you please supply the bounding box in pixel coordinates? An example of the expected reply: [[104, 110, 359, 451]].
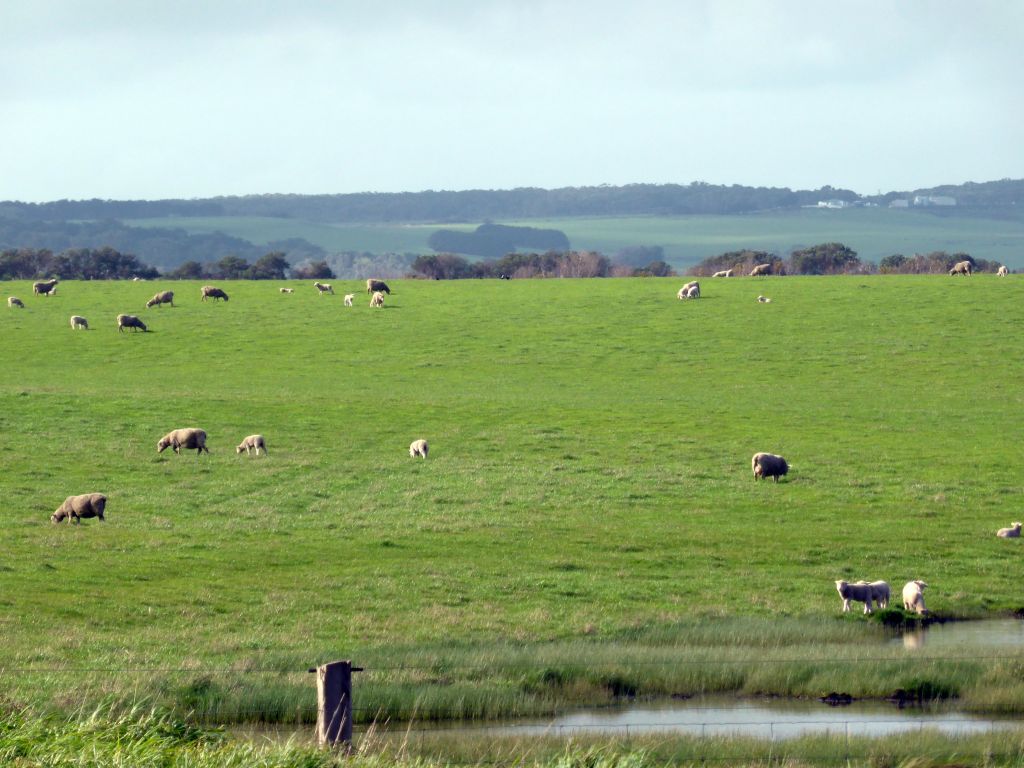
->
[[902, 580, 928, 614], [712, 269, 734, 278], [69, 315, 89, 330], [749, 263, 773, 277], [343, 293, 355, 306], [201, 285, 229, 301], [279, 287, 294, 293], [752, 452, 789, 482], [370, 291, 385, 308], [997, 265, 1009, 277], [313, 281, 334, 295], [145, 290, 174, 308], [117, 314, 147, 332], [997, 522, 1022, 538], [51, 492, 106, 524], [366, 279, 391, 294], [855, 580, 891, 609], [676, 281, 700, 300], [33, 278, 59, 296], [949, 260, 973, 276], [157, 427, 209, 455], [8, 296, 24, 308], [409, 438, 429, 458], [757, 295, 772, 303], [835, 580, 874, 614], [236, 434, 267, 456]]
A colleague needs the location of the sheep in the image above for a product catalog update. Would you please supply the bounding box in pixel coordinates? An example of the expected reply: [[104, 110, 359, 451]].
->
[[33, 278, 59, 296], [145, 290, 174, 308], [8, 296, 24, 308], [279, 287, 294, 293], [69, 315, 89, 330], [370, 291, 385, 308], [949, 260, 973, 276], [51, 492, 106, 524], [902, 580, 928, 614], [201, 285, 229, 301], [835, 580, 874, 614], [996, 522, 1022, 538], [409, 438, 429, 458], [236, 434, 267, 456], [343, 293, 355, 306], [749, 263, 773, 277], [676, 281, 700, 300], [366, 279, 391, 294], [712, 269, 734, 278], [157, 427, 209, 455], [752, 452, 788, 482], [313, 281, 334, 295], [997, 265, 1009, 277], [855, 580, 890, 609], [757, 295, 772, 303], [117, 314, 148, 332]]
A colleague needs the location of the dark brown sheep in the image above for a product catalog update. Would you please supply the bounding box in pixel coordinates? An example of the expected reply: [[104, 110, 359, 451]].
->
[[366, 279, 391, 294], [752, 452, 789, 482], [117, 314, 148, 332], [33, 278, 59, 296], [201, 285, 229, 302]]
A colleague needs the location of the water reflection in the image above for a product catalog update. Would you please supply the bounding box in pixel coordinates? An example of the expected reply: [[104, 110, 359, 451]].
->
[[897, 618, 1024, 650]]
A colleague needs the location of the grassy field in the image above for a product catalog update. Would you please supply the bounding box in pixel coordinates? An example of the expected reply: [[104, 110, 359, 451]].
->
[[2, 275, 1024, 726], [124, 207, 1024, 268]]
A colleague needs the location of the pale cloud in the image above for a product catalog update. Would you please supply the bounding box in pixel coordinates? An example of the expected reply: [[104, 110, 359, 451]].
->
[[0, 1, 1021, 200]]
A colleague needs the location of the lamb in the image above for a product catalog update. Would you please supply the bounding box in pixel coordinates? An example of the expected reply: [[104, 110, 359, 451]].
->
[[145, 290, 174, 308], [855, 580, 890, 609], [69, 315, 89, 330], [370, 291, 385, 308], [835, 580, 874, 614], [117, 314, 148, 332], [409, 439, 429, 458], [997, 265, 1009, 277], [752, 452, 788, 482], [8, 296, 24, 308], [201, 285, 229, 301], [757, 295, 772, 303], [749, 263, 773, 277], [712, 269, 734, 278], [313, 281, 334, 295], [33, 278, 59, 296], [366, 279, 391, 295], [902, 580, 928, 614], [157, 427, 209, 455], [676, 281, 700, 300], [343, 294, 354, 306], [949, 260, 973, 276], [51, 492, 106, 524], [996, 522, 1022, 538], [279, 287, 294, 293], [236, 434, 267, 456]]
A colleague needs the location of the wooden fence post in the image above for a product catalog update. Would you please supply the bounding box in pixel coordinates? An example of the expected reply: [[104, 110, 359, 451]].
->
[[311, 660, 358, 748]]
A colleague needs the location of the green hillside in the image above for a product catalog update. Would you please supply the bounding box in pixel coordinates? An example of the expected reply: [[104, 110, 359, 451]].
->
[[2, 276, 1023, 722], [125, 207, 1024, 269]]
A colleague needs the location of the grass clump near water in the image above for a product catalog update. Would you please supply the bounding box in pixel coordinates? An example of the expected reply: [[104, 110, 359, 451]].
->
[[2, 276, 1024, 723]]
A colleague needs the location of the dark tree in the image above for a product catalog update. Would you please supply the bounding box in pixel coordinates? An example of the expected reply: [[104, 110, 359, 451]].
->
[[291, 259, 336, 280], [788, 243, 860, 275], [247, 252, 290, 280]]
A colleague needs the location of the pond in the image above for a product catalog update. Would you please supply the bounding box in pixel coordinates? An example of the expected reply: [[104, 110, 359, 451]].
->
[[894, 618, 1024, 650]]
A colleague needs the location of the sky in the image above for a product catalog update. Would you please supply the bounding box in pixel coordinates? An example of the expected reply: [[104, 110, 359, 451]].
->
[[1, 1, 1022, 202]]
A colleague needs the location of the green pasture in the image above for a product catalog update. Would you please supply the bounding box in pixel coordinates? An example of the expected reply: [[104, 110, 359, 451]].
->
[[1, 275, 1024, 723], [124, 207, 1024, 268]]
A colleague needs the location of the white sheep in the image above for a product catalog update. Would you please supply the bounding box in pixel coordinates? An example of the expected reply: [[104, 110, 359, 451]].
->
[[855, 580, 890, 609], [69, 315, 89, 330], [712, 269, 734, 278], [370, 291, 385, 308], [902, 580, 928, 614], [409, 439, 429, 458], [280, 287, 294, 293], [236, 434, 268, 456], [757, 295, 772, 303], [997, 265, 1009, 277], [835, 580, 874, 614], [343, 294, 354, 306], [157, 427, 209, 455], [996, 522, 1022, 538], [676, 281, 700, 300]]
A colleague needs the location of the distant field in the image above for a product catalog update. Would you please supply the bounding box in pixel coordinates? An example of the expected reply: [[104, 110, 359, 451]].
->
[[125, 208, 1024, 269], [2, 276, 1024, 722]]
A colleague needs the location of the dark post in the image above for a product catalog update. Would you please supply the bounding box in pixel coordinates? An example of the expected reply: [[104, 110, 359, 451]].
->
[[314, 660, 353, 748]]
